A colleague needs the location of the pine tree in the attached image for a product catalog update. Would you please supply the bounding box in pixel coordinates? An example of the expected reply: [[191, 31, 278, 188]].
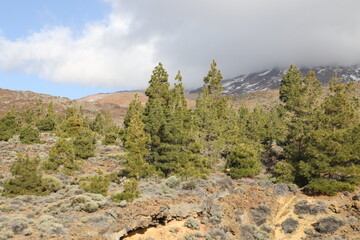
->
[[19, 125, 41, 144], [195, 60, 230, 162], [155, 71, 209, 177], [143, 63, 171, 159], [73, 129, 96, 159], [122, 94, 143, 146], [44, 138, 78, 175], [226, 143, 261, 179], [279, 67, 322, 177], [300, 78, 360, 193], [2, 154, 43, 197], [90, 112, 105, 134], [0, 110, 20, 141], [124, 106, 154, 179], [246, 105, 268, 143], [37, 101, 56, 132], [123, 94, 143, 129]]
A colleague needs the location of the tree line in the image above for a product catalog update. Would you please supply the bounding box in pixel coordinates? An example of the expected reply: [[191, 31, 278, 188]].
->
[[0, 61, 359, 197], [122, 61, 360, 195]]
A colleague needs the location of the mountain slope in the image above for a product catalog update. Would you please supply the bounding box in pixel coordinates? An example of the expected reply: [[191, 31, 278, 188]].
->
[[190, 65, 360, 95]]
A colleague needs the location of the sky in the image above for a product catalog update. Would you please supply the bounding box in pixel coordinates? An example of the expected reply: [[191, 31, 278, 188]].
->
[[1, 0, 360, 99]]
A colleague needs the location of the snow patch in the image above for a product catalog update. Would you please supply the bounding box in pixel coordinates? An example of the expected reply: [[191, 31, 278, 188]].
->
[[258, 69, 272, 76], [317, 68, 326, 74]]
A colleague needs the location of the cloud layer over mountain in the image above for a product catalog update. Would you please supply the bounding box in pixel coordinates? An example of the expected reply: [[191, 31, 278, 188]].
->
[[1, 0, 360, 90]]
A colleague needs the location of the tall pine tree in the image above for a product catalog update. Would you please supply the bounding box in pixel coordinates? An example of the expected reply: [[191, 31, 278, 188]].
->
[[195, 60, 230, 162], [155, 71, 209, 177], [143, 63, 171, 160]]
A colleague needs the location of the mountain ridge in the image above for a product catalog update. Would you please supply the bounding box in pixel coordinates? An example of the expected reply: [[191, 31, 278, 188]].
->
[[190, 65, 360, 95]]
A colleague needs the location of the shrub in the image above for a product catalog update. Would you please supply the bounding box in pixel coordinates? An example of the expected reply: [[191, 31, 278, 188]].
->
[[313, 216, 344, 234], [0, 111, 20, 141], [273, 161, 295, 183], [165, 176, 181, 188], [293, 200, 326, 215], [77, 171, 110, 196], [184, 217, 200, 230], [36, 215, 66, 235], [251, 205, 271, 226], [44, 138, 78, 175], [102, 132, 118, 145], [19, 125, 41, 144], [225, 143, 261, 179], [37, 117, 56, 132], [240, 224, 269, 240], [282, 217, 298, 234], [42, 176, 63, 192], [60, 116, 83, 137], [2, 154, 61, 197], [111, 179, 140, 202], [306, 178, 355, 196], [73, 129, 96, 159]]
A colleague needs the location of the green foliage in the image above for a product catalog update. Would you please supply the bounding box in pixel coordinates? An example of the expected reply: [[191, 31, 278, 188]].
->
[[37, 102, 56, 131], [60, 116, 84, 137], [124, 94, 143, 129], [155, 71, 209, 178], [246, 105, 268, 143], [278, 66, 359, 195], [19, 125, 41, 144], [90, 112, 105, 134], [111, 178, 140, 202], [37, 117, 56, 132], [123, 103, 155, 179], [273, 161, 295, 183], [73, 129, 96, 159], [103, 132, 118, 145], [44, 138, 78, 175], [306, 178, 355, 196], [41, 176, 64, 192], [144, 63, 171, 152], [0, 111, 20, 141], [184, 217, 200, 230], [2, 154, 60, 197], [195, 60, 231, 161], [226, 143, 261, 179], [77, 170, 110, 196]]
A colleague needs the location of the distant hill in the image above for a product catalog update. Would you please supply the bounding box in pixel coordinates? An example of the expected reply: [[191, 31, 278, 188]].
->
[[0, 88, 127, 123], [190, 65, 360, 95]]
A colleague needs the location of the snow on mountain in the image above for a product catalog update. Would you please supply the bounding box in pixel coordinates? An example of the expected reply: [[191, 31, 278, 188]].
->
[[190, 65, 360, 95]]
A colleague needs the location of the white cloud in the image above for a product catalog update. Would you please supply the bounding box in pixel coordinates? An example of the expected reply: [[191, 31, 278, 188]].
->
[[1, 0, 360, 90]]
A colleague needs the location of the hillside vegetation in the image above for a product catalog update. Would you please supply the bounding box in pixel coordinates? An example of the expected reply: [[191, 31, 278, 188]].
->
[[0, 62, 359, 239]]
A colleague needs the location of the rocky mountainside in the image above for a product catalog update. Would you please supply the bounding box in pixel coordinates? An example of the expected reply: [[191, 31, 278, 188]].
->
[[0, 134, 359, 240], [190, 65, 360, 95]]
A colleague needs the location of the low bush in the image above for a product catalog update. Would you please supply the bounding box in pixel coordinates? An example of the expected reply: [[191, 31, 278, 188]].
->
[[19, 125, 41, 144], [225, 143, 261, 179], [294, 200, 326, 215], [102, 132, 118, 145], [273, 161, 295, 183], [44, 138, 79, 175], [184, 217, 200, 230], [73, 129, 96, 159], [165, 176, 181, 188], [282, 217, 298, 234], [313, 216, 344, 234], [306, 178, 355, 196], [0, 112, 20, 141], [111, 179, 140, 202], [251, 205, 271, 226], [77, 171, 110, 196], [42, 176, 64, 192], [2, 154, 61, 197]]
